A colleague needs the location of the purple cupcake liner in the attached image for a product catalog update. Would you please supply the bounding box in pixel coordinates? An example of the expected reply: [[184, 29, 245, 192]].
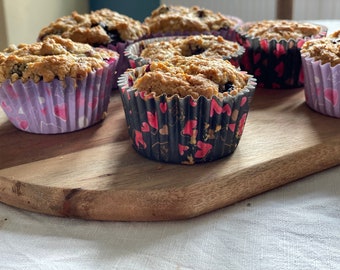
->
[[0, 59, 117, 134], [106, 41, 133, 89], [301, 56, 340, 118], [236, 22, 328, 89], [125, 35, 245, 68], [118, 66, 256, 165], [222, 15, 244, 41]]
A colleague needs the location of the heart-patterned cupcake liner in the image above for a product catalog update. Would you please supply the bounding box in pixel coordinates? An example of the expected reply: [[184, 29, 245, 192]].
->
[[236, 22, 327, 89], [106, 41, 133, 90], [301, 55, 340, 118], [118, 66, 256, 165], [0, 58, 118, 134]]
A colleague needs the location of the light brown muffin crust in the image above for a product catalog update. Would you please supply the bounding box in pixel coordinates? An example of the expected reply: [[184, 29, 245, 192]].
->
[[144, 5, 239, 35], [140, 35, 242, 61], [242, 20, 321, 40], [133, 56, 250, 99], [301, 37, 340, 66], [0, 36, 119, 83], [38, 8, 149, 45], [328, 30, 340, 38]]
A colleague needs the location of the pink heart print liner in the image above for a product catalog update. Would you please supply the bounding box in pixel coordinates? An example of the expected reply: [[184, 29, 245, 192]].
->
[[0, 59, 117, 134], [118, 67, 256, 165], [301, 55, 340, 118]]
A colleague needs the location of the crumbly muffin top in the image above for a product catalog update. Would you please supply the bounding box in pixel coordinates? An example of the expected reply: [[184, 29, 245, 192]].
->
[[241, 20, 321, 40], [0, 35, 119, 83], [140, 35, 242, 61], [329, 30, 340, 38], [133, 55, 250, 99], [38, 8, 149, 45], [143, 5, 239, 35], [301, 37, 340, 66]]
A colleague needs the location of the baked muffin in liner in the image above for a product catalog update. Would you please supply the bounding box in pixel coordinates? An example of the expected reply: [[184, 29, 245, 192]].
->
[[143, 5, 243, 42], [0, 55, 118, 134], [37, 8, 149, 89], [301, 38, 340, 118], [125, 35, 245, 68], [236, 20, 327, 89], [118, 64, 256, 165]]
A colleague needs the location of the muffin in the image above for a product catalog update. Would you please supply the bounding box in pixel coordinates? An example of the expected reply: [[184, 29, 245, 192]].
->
[[38, 8, 149, 88], [236, 20, 327, 89], [143, 4, 242, 41], [125, 34, 245, 68], [0, 36, 119, 134], [118, 56, 256, 164], [300, 33, 340, 118]]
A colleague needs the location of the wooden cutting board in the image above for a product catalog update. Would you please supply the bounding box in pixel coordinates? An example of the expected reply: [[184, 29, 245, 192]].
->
[[0, 88, 339, 221]]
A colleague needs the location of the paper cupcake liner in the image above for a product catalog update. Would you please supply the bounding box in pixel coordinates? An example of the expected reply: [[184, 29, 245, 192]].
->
[[125, 35, 245, 68], [106, 41, 133, 89], [221, 15, 244, 41], [236, 22, 328, 89], [0, 59, 117, 134], [301, 56, 340, 118], [118, 66, 256, 165]]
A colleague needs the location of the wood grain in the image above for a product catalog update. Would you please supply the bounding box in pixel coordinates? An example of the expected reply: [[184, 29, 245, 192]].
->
[[0, 88, 339, 221]]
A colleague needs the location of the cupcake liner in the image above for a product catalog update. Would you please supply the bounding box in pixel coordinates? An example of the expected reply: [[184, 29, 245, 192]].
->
[[236, 22, 327, 89], [106, 41, 133, 89], [221, 15, 244, 41], [118, 66, 256, 165], [301, 56, 340, 118], [208, 15, 244, 42], [125, 35, 245, 68], [0, 59, 117, 134]]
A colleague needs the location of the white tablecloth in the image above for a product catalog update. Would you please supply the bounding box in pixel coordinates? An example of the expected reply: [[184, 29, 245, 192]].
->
[[1, 20, 340, 270], [1, 166, 339, 270]]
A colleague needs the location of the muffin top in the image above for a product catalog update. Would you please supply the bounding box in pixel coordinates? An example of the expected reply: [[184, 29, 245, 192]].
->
[[143, 5, 239, 35], [38, 8, 149, 45], [140, 35, 242, 61], [301, 36, 340, 66], [133, 55, 250, 99], [241, 20, 321, 40], [0, 35, 119, 83], [328, 30, 340, 38]]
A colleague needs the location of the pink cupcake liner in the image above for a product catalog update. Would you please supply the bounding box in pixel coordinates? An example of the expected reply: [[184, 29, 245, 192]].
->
[[236, 22, 328, 89], [125, 35, 245, 68], [0, 59, 117, 134], [301, 56, 340, 118], [118, 65, 256, 165]]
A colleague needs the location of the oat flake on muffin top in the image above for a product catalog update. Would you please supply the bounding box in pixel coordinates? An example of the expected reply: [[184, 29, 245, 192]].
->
[[243, 20, 321, 40], [38, 8, 149, 45], [133, 55, 250, 99], [0, 35, 119, 83]]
